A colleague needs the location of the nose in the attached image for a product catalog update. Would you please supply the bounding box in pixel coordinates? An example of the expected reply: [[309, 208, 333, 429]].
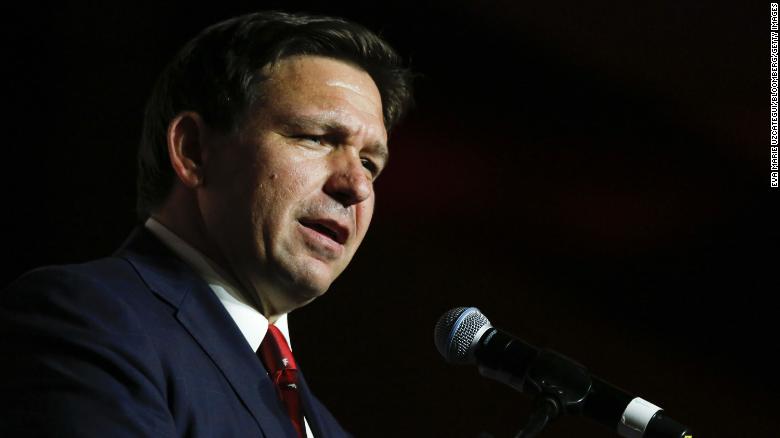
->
[[323, 149, 373, 207]]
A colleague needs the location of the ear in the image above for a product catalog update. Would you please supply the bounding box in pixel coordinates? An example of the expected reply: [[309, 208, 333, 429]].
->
[[167, 111, 209, 188]]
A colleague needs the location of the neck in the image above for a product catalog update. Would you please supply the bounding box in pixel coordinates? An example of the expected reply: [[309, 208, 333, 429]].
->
[[152, 188, 275, 318]]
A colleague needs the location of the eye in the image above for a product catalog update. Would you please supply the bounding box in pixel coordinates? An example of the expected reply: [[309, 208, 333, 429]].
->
[[361, 158, 379, 176], [291, 134, 324, 145]]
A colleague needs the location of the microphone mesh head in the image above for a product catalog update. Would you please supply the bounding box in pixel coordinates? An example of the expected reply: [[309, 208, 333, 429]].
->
[[434, 307, 491, 364]]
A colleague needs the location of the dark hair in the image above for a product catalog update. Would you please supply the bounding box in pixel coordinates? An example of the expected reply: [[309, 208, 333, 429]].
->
[[136, 11, 414, 219]]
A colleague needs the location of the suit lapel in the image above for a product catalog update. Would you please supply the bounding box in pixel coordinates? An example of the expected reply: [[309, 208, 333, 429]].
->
[[175, 289, 299, 438], [297, 371, 327, 437], [115, 227, 297, 438]]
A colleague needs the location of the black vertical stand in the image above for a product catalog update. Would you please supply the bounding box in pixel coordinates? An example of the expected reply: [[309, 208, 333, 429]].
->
[[512, 350, 593, 438], [514, 396, 560, 438]]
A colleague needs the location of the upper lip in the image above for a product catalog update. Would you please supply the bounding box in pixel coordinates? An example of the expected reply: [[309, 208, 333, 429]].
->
[[298, 217, 350, 245]]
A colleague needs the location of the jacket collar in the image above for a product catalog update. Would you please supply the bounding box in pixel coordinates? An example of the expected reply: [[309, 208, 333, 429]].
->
[[114, 226, 301, 437]]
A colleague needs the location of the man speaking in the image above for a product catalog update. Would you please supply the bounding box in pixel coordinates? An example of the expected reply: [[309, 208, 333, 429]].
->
[[0, 11, 413, 437]]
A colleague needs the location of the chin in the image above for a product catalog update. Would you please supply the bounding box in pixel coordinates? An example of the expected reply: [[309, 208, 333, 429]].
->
[[296, 258, 343, 290], [294, 276, 332, 299], [278, 267, 335, 302], [270, 255, 345, 307]]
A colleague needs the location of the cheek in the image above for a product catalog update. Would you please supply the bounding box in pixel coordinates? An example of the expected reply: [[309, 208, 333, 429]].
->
[[284, 165, 316, 197], [354, 196, 375, 240], [255, 164, 320, 225], [273, 171, 315, 216]]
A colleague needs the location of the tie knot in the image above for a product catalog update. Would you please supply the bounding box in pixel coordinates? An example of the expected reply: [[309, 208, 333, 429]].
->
[[258, 324, 298, 375]]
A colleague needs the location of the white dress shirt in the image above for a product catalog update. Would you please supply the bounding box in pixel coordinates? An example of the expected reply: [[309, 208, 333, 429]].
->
[[144, 218, 314, 437]]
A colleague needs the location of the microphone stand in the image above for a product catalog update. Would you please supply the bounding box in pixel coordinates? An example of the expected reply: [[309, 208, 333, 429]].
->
[[511, 350, 593, 438], [514, 396, 559, 438]]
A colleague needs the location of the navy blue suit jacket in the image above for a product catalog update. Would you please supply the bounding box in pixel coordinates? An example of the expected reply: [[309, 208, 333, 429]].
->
[[0, 227, 352, 437]]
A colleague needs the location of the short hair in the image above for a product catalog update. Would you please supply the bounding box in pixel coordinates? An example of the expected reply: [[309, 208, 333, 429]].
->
[[136, 11, 414, 219]]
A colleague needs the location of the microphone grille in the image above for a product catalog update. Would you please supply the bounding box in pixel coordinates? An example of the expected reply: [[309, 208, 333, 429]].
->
[[434, 307, 491, 364]]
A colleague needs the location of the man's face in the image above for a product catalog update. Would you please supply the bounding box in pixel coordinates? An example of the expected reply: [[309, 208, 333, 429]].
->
[[199, 55, 387, 315]]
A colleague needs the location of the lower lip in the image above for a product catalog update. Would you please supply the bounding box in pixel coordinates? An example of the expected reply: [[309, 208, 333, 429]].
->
[[298, 222, 344, 257]]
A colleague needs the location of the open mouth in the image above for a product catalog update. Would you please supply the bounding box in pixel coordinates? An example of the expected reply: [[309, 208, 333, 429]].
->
[[299, 219, 347, 244]]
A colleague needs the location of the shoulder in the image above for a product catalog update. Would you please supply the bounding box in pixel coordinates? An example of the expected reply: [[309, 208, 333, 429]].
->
[[7, 257, 137, 288], [0, 260, 179, 436], [1, 257, 155, 334]]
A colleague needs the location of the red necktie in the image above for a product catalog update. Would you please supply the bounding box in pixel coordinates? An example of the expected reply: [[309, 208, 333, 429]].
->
[[257, 324, 305, 438]]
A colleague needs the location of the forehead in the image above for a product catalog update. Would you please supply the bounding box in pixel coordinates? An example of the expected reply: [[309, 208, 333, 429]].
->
[[252, 56, 387, 141]]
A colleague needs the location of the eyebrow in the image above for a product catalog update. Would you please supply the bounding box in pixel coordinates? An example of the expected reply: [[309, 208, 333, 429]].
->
[[281, 115, 389, 162]]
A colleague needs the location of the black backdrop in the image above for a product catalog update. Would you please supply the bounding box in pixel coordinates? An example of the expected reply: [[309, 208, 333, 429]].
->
[[3, 1, 776, 436]]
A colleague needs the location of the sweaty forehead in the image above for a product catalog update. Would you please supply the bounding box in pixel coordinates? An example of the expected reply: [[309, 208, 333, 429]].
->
[[262, 56, 384, 124]]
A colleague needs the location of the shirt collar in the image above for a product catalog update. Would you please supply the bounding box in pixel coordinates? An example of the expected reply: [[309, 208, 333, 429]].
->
[[143, 217, 291, 352]]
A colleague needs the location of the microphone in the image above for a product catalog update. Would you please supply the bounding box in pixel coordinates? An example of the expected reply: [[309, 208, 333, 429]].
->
[[434, 307, 693, 438]]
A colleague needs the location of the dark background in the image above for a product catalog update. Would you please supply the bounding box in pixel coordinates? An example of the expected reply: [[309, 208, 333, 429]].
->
[[4, 1, 776, 436]]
